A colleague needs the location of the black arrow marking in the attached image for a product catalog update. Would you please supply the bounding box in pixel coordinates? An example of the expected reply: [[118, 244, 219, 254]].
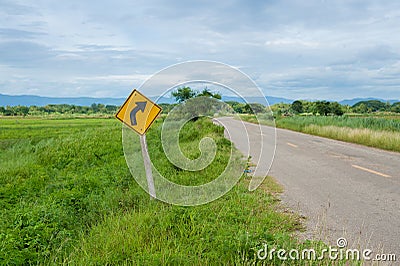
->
[[130, 101, 147, 126]]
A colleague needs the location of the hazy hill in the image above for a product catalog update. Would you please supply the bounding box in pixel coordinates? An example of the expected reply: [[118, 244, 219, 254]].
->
[[0, 94, 174, 106], [1, 93, 398, 107], [0, 93, 292, 106]]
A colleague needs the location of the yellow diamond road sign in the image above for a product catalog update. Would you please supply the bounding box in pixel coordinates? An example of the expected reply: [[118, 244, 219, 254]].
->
[[116, 89, 162, 135]]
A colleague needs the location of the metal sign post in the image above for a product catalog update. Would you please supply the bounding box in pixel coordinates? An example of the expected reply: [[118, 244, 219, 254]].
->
[[140, 134, 156, 199], [115, 89, 162, 200]]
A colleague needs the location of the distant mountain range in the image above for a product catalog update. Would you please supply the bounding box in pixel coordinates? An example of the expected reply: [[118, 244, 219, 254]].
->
[[0, 93, 293, 106], [0, 93, 398, 107], [0, 94, 174, 106], [0, 94, 126, 106]]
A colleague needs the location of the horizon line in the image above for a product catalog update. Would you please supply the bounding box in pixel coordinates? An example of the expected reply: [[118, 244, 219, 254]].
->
[[1, 92, 399, 102]]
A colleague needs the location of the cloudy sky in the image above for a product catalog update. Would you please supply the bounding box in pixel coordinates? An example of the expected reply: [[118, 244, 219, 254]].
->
[[1, 0, 400, 100]]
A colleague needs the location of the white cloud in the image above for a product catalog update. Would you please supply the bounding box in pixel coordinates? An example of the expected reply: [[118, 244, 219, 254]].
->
[[0, 0, 399, 100], [74, 74, 151, 84]]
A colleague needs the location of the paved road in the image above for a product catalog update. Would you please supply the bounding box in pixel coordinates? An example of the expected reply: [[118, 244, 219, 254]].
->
[[214, 117, 400, 256]]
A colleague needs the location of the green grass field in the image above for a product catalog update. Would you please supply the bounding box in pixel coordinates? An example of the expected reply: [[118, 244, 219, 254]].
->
[[0, 116, 334, 265], [240, 114, 400, 152]]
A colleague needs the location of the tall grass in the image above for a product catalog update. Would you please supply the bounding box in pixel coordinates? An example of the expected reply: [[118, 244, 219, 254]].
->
[[239, 114, 400, 152], [303, 125, 400, 152], [277, 116, 400, 152], [278, 116, 400, 132], [65, 180, 308, 265]]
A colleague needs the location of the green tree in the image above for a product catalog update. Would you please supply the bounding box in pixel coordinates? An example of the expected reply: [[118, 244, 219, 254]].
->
[[391, 102, 400, 113], [330, 102, 344, 116], [18, 105, 29, 116], [301, 101, 314, 113], [313, 101, 331, 116], [213, 93, 221, 100], [342, 104, 352, 114], [28, 105, 41, 115], [244, 103, 267, 114], [7, 105, 29, 116], [385, 101, 391, 111], [197, 88, 221, 100], [105, 105, 118, 114], [271, 103, 291, 116], [172, 87, 197, 102], [354, 103, 368, 113], [198, 88, 213, 98], [42, 105, 55, 114], [168, 96, 225, 121], [4, 106, 14, 116], [225, 101, 246, 113], [291, 100, 303, 114], [91, 103, 99, 112], [98, 104, 106, 113], [352, 100, 386, 112]]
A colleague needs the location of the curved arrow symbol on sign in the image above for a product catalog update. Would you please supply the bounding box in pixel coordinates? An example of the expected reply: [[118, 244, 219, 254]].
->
[[130, 101, 147, 126]]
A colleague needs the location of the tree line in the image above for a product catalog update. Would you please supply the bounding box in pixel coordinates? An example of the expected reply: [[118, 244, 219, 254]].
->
[[171, 87, 400, 116], [171, 87, 269, 115], [0, 103, 119, 116], [272, 100, 400, 116], [1, 87, 399, 117]]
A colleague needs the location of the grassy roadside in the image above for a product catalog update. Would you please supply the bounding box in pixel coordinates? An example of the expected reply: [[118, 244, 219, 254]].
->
[[1, 116, 335, 265], [239, 114, 400, 152]]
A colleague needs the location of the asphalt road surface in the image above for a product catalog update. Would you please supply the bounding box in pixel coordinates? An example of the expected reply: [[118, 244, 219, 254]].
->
[[214, 117, 400, 256]]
